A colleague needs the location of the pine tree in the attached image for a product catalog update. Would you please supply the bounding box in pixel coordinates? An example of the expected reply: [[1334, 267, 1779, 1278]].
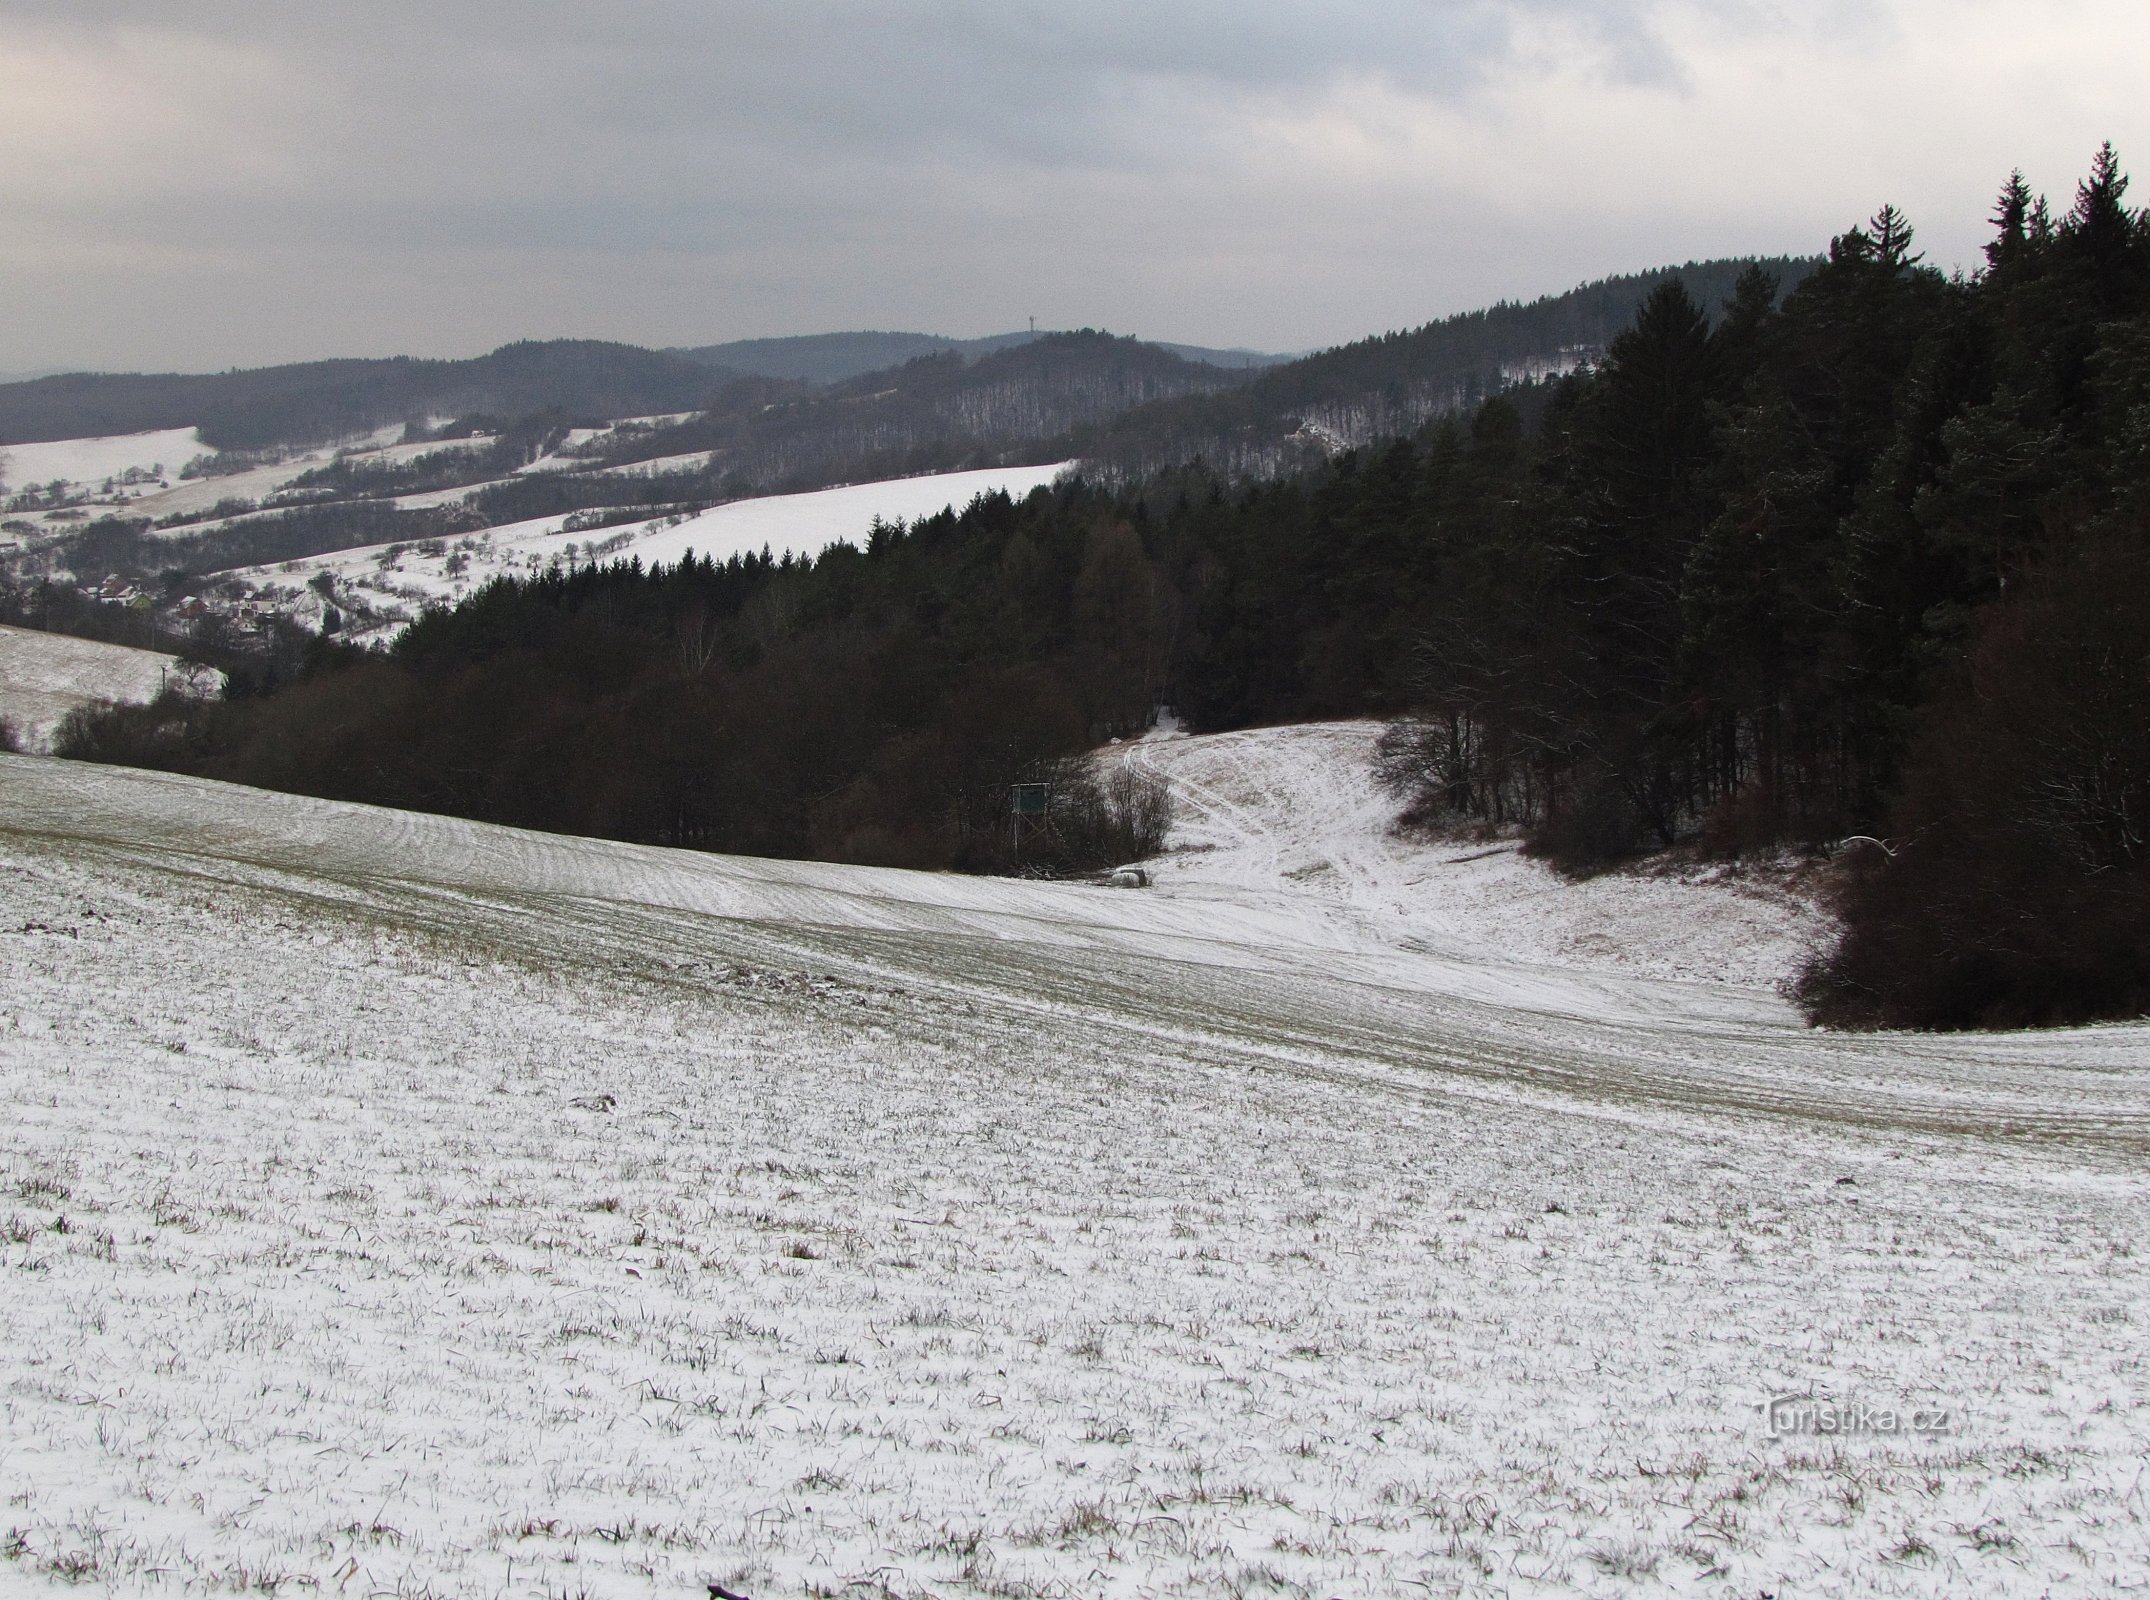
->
[[1985, 171, 2035, 271], [1871, 205, 1923, 271], [2069, 142, 2132, 261], [2059, 142, 2150, 320], [1707, 265, 1780, 393]]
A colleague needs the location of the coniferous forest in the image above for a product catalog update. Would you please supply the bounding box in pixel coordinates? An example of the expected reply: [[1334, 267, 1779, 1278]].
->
[[57, 149, 2150, 1030]]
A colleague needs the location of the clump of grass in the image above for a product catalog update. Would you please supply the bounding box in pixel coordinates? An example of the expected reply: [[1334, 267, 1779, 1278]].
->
[[1588, 1541, 1661, 1578]]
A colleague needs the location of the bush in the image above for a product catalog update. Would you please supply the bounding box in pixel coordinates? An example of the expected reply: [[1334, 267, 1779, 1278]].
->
[[1098, 759, 1176, 861], [1050, 757, 1175, 870], [52, 694, 210, 769], [1523, 764, 1658, 875]]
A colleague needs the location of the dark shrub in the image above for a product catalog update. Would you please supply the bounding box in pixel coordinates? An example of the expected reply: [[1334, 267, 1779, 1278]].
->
[[1801, 537, 2150, 1028]]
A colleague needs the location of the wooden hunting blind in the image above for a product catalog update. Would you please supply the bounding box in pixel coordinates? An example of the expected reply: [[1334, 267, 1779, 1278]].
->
[[1010, 781, 1051, 857]]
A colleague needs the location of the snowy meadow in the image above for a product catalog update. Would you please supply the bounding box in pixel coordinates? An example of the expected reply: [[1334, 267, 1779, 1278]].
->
[[2, 731, 2146, 1598]]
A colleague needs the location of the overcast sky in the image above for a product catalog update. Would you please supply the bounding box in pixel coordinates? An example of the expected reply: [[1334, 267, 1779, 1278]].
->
[[3, 1, 2145, 374]]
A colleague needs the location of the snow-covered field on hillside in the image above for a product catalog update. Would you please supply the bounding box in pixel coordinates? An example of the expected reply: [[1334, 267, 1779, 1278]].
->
[[0, 626, 190, 752], [2, 727, 2146, 1598], [0, 425, 448, 541], [621, 462, 1075, 570], [222, 463, 1078, 642], [0, 427, 204, 495]]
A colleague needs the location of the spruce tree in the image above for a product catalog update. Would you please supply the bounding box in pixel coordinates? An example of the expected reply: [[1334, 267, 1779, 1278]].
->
[[1985, 172, 2034, 271]]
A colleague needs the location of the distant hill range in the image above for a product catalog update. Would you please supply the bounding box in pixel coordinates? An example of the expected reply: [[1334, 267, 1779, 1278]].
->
[[0, 341, 738, 454], [0, 257, 1818, 488], [611, 330, 1249, 496], [674, 330, 1290, 385]]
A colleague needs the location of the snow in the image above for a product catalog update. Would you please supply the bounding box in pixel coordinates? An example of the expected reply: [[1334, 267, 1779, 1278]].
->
[[0, 428, 204, 493], [361, 434, 495, 468], [0, 625, 184, 752], [1, 726, 2146, 1598], [586, 448, 720, 477]]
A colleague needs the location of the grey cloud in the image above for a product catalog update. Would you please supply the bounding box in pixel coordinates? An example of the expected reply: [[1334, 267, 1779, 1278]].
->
[[0, 0, 2131, 371], [10, 0, 1693, 247], [15, 2, 1681, 164]]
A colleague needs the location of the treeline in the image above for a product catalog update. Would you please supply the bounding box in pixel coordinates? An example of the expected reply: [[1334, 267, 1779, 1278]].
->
[[56, 503, 1179, 874], [54, 151, 2150, 1026]]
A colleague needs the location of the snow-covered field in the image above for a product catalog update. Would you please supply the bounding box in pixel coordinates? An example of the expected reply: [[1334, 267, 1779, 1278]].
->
[[2, 725, 2146, 1598], [127, 455, 338, 529], [622, 463, 1074, 570], [0, 626, 188, 752], [223, 463, 1078, 642], [0, 425, 437, 541], [0, 428, 203, 494]]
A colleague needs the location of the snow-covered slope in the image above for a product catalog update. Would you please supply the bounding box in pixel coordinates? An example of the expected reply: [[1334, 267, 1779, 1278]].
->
[[0, 426, 203, 493], [1, 740, 2145, 1599], [622, 461, 1073, 569], [0, 625, 185, 752], [1122, 721, 1829, 991]]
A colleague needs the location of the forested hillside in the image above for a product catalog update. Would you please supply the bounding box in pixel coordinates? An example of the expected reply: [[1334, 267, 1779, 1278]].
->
[[610, 331, 1244, 495], [50, 150, 2150, 1028], [1075, 257, 1818, 482]]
